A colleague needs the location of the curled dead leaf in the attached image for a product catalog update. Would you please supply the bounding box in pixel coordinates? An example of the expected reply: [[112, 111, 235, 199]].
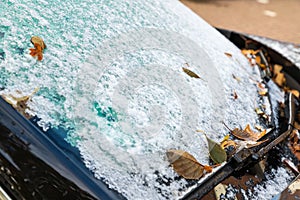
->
[[289, 89, 300, 98], [31, 36, 46, 50], [166, 149, 211, 179], [241, 49, 261, 66], [30, 36, 46, 61], [231, 124, 266, 141], [220, 140, 237, 149]]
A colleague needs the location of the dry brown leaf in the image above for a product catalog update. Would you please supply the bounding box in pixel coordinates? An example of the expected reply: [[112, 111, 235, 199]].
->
[[255, 56, 261, 66], [257, 82, 266, 90], [30, 36, 46, 61], [31, 36, 46, 50], [274, 73, 286, 86], [255, 108, 264, 115], [166, 149, 211, 179], [241, 49, 261, 66], [288, 129, 300, 161], [289, 90, 300, 98], [273, 64, 286, 86], [241, 49, 260, 56], [294, 122, 300, 131], [232, 90, 238, 100], [224, 52, 232, 57], [231, 124, 266, 141], [182, 67, 201, 79], [256, 82, 268, 96], [254, 108, 269, 121], [273, 64, 283, 75], [2, 88, 39, 119], [259, 89, 268, 96]]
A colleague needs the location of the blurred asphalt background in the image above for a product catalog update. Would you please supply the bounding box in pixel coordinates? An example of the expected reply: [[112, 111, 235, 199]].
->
[[181, 0, 300, 44]]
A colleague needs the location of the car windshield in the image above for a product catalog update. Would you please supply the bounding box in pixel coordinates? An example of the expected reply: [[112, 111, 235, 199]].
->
[[0, 0, 279, 199]]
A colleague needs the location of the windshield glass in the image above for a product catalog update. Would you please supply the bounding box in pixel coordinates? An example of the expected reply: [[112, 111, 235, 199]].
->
[[0, 0, 267, 199]]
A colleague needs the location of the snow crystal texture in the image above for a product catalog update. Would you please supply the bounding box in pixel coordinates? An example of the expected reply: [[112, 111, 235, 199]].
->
[[0, 0, 266, 199]]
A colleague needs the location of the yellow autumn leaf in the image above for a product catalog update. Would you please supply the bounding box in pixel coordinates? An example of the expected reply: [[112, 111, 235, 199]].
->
[[220, 140, 237, 149], [289, 90, 300, 98], [241, 49, 260, 56], [255, 108, 264, 115], [273, 64, 286, 87]]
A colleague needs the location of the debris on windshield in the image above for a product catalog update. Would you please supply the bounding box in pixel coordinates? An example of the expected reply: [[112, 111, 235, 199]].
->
[[223, 123, 266, 142], [254, 107, 269, 121], [257, 82, 268, 96], [220, 134, 235, 149], [289, 90, 300, 98], [271, 64, 299, 98], [29, 36, 46, 61], [220, 139, 236, 150], [231, 90, 238, 100], [205, 134, 227, 164], [255, 107, 264, 116], [182, 67, 201, 79], [288, 129, 300, 161], [232, 74, 241, 82], [273, 64, 286, 87], [197, 130, 228, 164], [224, 52, 232, 57], [241, 49, 260, 66], [236, 139, 268, 149], [166, 149, 213, 180], [1, 88, 39, 119]]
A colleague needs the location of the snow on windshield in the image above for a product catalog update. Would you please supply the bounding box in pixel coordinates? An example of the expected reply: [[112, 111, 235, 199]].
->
[[0, 0, 269, 199]]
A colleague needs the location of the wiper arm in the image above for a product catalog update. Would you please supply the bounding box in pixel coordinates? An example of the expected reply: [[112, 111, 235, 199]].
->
[[182, 93, 296, 200]]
